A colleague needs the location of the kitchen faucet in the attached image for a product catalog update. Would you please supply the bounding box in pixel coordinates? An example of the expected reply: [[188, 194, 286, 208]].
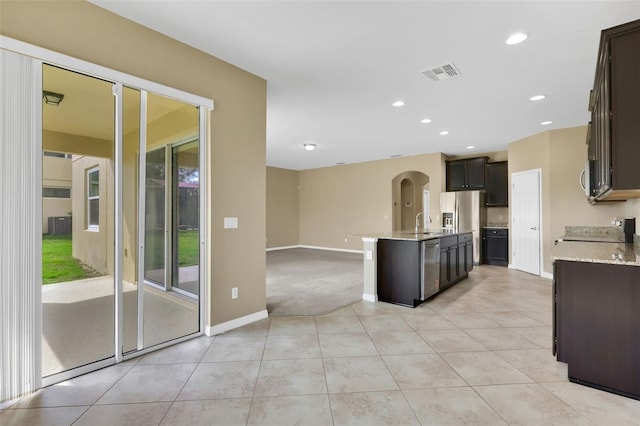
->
[[415, 211, 424, 233]]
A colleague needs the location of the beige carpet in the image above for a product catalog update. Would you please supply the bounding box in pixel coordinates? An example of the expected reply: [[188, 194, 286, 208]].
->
[[266, 248, 363, 316]]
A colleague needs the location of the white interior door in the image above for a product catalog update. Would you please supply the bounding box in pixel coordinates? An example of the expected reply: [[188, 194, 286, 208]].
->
[[512, 169, 541, 275]]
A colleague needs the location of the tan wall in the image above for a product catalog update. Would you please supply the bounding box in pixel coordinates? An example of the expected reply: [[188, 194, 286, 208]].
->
[[2, 0, 267, 327], [508, 131, 551, 272], [508, 125, 640, 275], [266, 167, 299, 248], [298, 153, 445, 251], [44, 130, 113, 158]]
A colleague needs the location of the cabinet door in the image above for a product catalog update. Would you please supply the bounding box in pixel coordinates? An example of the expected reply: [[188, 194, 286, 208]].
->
[[465, 242, 474, 273], [485, 162, 508, 207], [446, 160, 467, 191], [448, 246, 459, 283], [377, 240, 421, 306], [466, 157, 487, 189], [439, 248, 449, 286], [610, 30, 640, 190]]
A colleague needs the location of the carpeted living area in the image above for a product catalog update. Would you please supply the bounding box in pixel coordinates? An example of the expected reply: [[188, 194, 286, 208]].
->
[[266, 248, 363, 316]]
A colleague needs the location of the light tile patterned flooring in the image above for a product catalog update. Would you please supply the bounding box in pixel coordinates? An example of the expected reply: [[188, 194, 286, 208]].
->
[[3, 265, 640, 425]]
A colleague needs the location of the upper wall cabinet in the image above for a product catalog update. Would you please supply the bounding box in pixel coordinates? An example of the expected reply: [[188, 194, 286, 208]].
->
[[587, 19, 640, 203], [485, 161, 508, 207], [446, 157, 488, 191]]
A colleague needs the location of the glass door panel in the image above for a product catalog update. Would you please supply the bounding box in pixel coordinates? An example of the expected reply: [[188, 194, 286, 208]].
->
[[172, 141, 200, 297], [144, 147, 166, 287], [41, 64, 115, 377], [142, 92, 200, 348]]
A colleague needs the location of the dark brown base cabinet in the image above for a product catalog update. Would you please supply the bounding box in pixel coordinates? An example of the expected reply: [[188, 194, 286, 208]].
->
[[553, 260, 640, 400], [482, 228, 508, 266], [377, 239, 422, 307], [377, 234, 473, 307]]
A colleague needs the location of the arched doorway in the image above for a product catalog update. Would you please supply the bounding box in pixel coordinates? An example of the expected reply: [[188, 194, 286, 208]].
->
[[392, 171, 430, 231]]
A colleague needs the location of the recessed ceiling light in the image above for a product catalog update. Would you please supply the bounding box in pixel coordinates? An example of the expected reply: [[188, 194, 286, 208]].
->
[[440, 131, 449, 135], [421, 118, 432, 124], [540, 121, 553, 125], [530, 95, 546, 101], [466, 146, 475, 150], [303, 143, 316, 151], [392, 101, 405, 107], [506, 32, 528, 45]]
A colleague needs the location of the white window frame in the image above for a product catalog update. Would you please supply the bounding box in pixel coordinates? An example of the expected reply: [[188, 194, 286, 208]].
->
[[86, 166, 99, 231]]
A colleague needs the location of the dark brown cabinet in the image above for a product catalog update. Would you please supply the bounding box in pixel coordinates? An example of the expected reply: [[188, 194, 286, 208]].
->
[[482, 228, 508, 266], [485, 161, 508, 207], [587, 19, 640, 202], [377, 239, 421, 307], [439, 233, 472, 290], [553, 260, 640, 400], [446, 157, 487, 191]]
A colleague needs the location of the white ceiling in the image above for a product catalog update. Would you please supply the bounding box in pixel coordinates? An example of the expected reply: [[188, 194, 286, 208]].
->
[[90, 1, 640, 170]]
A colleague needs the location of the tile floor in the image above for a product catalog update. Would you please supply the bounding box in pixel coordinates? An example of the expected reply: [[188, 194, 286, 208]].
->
[[2, 265, 640, 425]]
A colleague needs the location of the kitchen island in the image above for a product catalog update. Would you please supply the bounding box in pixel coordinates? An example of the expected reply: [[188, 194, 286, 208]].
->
[[552, 237, 640, 400], [361, 229, 473, 307]]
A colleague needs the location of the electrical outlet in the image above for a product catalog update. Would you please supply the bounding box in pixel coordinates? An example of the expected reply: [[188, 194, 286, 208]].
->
[[232, 287, 238, 299], [344, 237, 348, 243]]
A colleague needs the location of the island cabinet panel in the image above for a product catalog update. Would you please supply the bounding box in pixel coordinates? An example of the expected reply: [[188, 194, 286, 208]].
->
[[377, 239, 421, 307], [554, 260, 640, 400]]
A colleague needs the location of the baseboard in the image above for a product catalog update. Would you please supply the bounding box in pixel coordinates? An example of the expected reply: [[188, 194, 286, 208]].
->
[[362, 293, 378, 302], [266, 245, 299, 252], [205, 309, 269, 336], [541, 271, 553, 280], [298, 245, 363, 254], [508, 263, 553, 280]]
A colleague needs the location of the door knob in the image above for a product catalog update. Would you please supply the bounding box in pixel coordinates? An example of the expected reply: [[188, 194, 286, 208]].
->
[[530, 227, 538, 230]]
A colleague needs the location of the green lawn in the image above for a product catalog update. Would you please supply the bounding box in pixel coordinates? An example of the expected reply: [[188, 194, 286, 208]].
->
[[42, 235, 99, 284], [144, 229, 200, 269], [43, 231, 199, 285]]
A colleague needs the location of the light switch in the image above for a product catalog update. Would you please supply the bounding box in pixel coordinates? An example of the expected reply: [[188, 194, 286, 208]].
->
[[224, 217, 238, 229]]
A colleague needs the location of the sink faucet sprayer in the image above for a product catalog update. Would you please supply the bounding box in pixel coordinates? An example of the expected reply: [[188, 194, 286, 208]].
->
[[415, 211, 424, 233]]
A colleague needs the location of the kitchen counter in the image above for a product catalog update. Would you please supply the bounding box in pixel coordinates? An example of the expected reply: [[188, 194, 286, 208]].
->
[[361, 228, 472, 242], [551, 240, 640, 266]]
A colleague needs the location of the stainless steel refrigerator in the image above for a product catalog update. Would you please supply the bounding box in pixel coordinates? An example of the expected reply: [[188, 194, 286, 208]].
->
[[440, 191, 487, 265]]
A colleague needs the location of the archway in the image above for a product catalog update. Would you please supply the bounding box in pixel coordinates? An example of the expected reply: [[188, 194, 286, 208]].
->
[[391, 171, 430, 231]]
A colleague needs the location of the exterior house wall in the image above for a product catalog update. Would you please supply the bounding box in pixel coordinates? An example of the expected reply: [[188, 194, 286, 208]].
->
[[71, 155, 114, 275], [42, 155, 72, 233]]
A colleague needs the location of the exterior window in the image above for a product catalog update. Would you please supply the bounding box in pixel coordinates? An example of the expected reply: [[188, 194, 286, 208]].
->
[[43, 187, 71, 198], [87, 167, 99, 230]]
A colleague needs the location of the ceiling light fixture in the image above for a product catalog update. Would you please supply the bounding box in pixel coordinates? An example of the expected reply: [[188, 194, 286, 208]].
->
[[440, 131, 449, 135], [530, 95, 546, 101], [43, 90, 64, 106], [540, 121, 553, 125], [506, 32, 528, 45], [303, 143, 316, 151], [392, 101, 405, 107], [466, 146, 475, 150], [421, 118, 432, 124]]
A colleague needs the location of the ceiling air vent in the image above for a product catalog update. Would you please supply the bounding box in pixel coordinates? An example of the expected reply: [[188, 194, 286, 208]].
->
[[422, 62, 461, 82]]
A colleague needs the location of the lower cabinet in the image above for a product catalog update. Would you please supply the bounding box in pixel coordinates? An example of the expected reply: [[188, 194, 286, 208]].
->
[[377, 233, 474, 307], [440, 233, 472, 291], [482, 228, 508, 266], [554, 260, 640, 400], [376, 239, 421, 307]]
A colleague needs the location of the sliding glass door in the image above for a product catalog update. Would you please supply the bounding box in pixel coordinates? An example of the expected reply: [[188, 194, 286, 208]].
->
[[41, 64, 203, 381]]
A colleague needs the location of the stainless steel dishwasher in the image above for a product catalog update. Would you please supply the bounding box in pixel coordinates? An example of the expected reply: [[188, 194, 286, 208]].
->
[[421, 239, 441, 300]]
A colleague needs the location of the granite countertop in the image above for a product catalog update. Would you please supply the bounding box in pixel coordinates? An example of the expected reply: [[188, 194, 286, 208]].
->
[[483, 226, 509, 230], [362, 228, 473, 242], [551, 241, 640, 266]]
